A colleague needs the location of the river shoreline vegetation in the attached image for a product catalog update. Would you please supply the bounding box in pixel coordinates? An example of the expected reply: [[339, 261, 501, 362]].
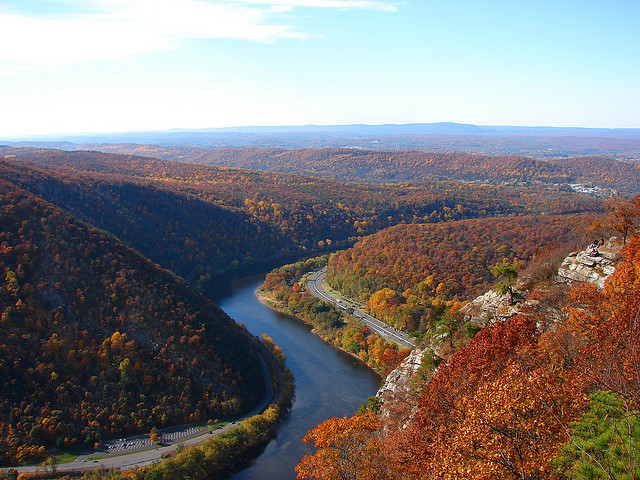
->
[[1, 145, 638, 479], [259, 213, 595, 363], [0, 337, 294, 480], [260, 257, 409, 376]]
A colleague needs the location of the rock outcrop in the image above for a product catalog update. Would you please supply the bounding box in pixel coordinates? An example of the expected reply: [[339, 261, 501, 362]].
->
[[460, 242, 623, 329], [458, 289, 523, 326], [557, 245, 622, 289], [375, 346, 428, 423], [375, 241, 624, 421], [376, 347, 425, 404]]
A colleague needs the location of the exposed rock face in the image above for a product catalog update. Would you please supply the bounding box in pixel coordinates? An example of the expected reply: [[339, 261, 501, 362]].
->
[[376, 346, 428, 423], [375, 242, 624, 421], [377, 347, 425, 404], [557, 247, 621, 289], [458, 289, 522, 326], [459, 243, 623, 330]]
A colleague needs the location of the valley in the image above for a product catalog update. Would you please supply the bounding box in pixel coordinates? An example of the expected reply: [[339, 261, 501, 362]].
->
[[0, 143, 638, 480], [3, 0, 639, 477]]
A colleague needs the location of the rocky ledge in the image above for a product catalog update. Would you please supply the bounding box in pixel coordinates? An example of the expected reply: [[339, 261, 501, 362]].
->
[[376, 348, 425, 404], [556, 244, 622, 289], [375, 346, 428, 425], [375, 240, 624, 421], [458, 289, 523, 326], [460, 241, 623, 328]]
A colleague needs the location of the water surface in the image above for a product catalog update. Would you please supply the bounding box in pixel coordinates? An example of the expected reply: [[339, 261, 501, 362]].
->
[[212, 274, 381, 480]]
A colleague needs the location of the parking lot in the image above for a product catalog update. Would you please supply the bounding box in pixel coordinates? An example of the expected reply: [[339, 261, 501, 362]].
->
[[97, 425, 207, 456]]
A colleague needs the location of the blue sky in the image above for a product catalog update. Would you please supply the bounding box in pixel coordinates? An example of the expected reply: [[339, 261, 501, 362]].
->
[[1, 0, 638, 137]]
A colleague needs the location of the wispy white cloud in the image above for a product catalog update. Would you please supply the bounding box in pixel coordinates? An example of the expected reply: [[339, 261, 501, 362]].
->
[[232, 0, 397, 12], [0, 1, 299, 67], [0, 0, 396, 68]]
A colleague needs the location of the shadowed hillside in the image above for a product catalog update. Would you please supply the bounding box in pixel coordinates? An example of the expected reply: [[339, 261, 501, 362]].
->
[[0, 181, 265, 465]]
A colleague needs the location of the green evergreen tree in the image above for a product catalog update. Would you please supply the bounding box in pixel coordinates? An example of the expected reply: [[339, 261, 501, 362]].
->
[[555, 390, 640, 480]]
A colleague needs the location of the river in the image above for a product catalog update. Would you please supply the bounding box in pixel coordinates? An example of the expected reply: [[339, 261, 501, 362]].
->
[[211, 273, 382, 480]]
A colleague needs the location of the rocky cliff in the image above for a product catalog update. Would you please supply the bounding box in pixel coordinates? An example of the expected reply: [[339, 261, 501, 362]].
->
[[556, 240, 622, 289], [376, 240, 624, 418], [376, 347, 427, 422]]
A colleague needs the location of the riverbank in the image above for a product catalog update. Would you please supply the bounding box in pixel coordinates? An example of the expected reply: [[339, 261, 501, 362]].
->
[[123, 338, 295, 480], [256, 287, 381, 372], [259, 258, 410, 377], [3, 267, 384, 480], [1, 339, 294, 480], [214, 272, 382, 479]]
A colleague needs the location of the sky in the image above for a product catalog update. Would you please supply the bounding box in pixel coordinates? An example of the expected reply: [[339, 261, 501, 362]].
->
[[1, 0, 639, 137]]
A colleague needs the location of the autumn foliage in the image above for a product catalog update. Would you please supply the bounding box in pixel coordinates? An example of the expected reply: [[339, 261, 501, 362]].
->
[[296, 413, 393, 480], [0, 147, 603, 286], [298, 232, 640, 479], [0, 146, 633, 476], [72, 144, 640, 196], [327, 214, 591, 332], [261, 257, 409, 375], [0, 181, 265, 465]]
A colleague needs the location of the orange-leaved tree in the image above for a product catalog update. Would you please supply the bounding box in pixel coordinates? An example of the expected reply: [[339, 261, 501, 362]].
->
[[603, 195, 640, 245], [570, 231, 640, 406], [295, 412, 395, 480], [550, 232, 640, 479]]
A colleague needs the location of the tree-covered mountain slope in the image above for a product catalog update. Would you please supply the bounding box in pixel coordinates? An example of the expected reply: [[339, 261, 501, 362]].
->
[[0, 180, 265, 466], [74, 144, 640, 195], [326, 214, 592, 332], [0, 148, 603, 285], [0, 158, 290, 284], [298, 230, 640, 480]]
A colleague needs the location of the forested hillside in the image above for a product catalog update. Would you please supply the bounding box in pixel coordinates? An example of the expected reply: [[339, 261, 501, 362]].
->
[[297, 230, 640, 480], [0, 146, 623, 475], [326, 215, 592, 332], [0, 160, 289, 284], [0, 148, 603, 287], [0, 181, 265, 465], [74, 144, 640, 195]]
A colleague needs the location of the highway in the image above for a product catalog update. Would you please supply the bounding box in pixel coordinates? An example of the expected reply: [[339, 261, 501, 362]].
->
[[306, 269, 415, 349], [14, 353, 274, 475]]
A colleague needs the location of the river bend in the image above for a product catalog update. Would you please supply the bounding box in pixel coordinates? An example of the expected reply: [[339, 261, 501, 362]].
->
[[213, 274, 381, 480]]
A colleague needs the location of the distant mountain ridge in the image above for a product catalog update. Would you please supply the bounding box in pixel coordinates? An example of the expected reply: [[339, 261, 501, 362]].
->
[[165, 122, 640, 137], [48, 144, 640, 195], [5, 122, 640, 142], [5, 122, 639, 161]]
